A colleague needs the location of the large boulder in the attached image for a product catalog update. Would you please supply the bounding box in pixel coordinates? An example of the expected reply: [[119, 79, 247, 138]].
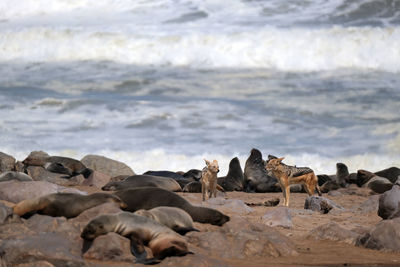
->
[[356, 217, 400, 252], [0, 152, 16, 173], [0, 180, 86, 203], [81, 170, 111, 189], [83, 232, 134, 262], [186, 215, 298, 259], [357, 195, 380, 214], [378, 178, 400, 220], [81, 155, 135, 177], [203, 198, 253, 215]]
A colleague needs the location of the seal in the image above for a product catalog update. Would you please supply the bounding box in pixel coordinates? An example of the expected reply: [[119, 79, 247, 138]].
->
[[374, 167, 400, 184], [13, 192, 127, 218], [115, 187, 230, 226], [81, 212, 191, 264], [182, 181, 202, 192], [143, 170, 185, 180], [134, 206, 198, 235], [217, 157, 244, 191], [336, 163, 349, 187], [22, 155, 92, 178], [101, 175, 182, 192], [244, 149, 278, 192], [0, 171, 33, 182], [378, 177, 400, 220]]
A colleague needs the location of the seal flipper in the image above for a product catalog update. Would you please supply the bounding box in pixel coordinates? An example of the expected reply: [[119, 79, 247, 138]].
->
[[129, 234, 160, 265], [172, 226, 200, 235]]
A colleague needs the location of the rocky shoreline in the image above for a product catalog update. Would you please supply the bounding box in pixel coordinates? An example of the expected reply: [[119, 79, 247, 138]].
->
[[1, 150, 400, 266]]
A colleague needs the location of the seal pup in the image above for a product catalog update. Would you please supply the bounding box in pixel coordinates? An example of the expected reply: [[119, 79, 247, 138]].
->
[[244, 149, 278, 192], [81, 212, 190, 264], [13, 192, 127, 218], [217, 157, 244, 191], [115, 187, 230, 226], [135, 206, 198, 235], [22, 155, 92, 178], [201, 159, 219, 201], [102, 175, 182, 192], [266, 157, 321, 207]]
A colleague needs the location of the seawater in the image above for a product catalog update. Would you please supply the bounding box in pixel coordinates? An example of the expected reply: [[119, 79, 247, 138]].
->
[[0, 0, 399, 175]]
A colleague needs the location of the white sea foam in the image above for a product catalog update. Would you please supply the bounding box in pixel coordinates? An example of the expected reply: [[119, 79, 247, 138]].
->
[[2, 147, 399, 176], [1, 26, 399, 72]]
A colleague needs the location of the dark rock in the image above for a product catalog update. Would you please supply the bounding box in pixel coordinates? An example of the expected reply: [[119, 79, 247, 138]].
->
[[0, 152, 16, 173], [81, 155, 135, 177], [356, 217, 400, 251], [83, 232, 134, 261], [304, 196, 342, 214], [261, 207, 292, 228], [307, 221, 358, 244], [327, 190, 342, 197]]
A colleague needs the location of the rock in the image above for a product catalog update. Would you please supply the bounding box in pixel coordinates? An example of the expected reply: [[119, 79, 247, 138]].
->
[[261, 207, 292, 228], [0, 152, 16, 173], [187, 221, 298, 259], [0, 232, 84, 266], [362, 176, 393, 194], [0, 180, 86, 203], [378, 179, 400, 220], [81, 155, 135, 177], [357, 195, 380, 214], [307, 222, 358, 244], [304, 196, 343, 214], [356, 217, 400, 252], [0, 171, 33, 182], [83, 232, 134, 261], [15, 261, 56, 267], [204, 197, 253, 215], [245, 198, 280, 207], [81, 170, 111, 188]]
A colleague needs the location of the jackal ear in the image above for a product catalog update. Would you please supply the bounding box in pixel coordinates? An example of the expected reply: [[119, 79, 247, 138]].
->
[[204, 159, 210, 165], [277, 157, 285, 162]]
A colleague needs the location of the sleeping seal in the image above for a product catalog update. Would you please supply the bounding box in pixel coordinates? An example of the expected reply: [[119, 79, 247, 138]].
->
[[13, 192, 127, 218], [81, 212, 190, 264], [102, 175, 182, 192], [115, 187, 230, 226], [135, 206, 198, 235]]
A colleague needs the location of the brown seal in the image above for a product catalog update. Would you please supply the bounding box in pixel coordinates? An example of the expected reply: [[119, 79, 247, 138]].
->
[[115, 187, 230, 226], [22, 154, 92, 178], [101, 175, 182, 192], [81, 212, 191, 264], [217, 157, 244, 191], [13, 192, 126, 218], [134, 206, 198, 235]]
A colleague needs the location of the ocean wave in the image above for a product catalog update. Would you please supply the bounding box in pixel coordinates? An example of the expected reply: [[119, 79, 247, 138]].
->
[[1, 26, 400, 72]]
